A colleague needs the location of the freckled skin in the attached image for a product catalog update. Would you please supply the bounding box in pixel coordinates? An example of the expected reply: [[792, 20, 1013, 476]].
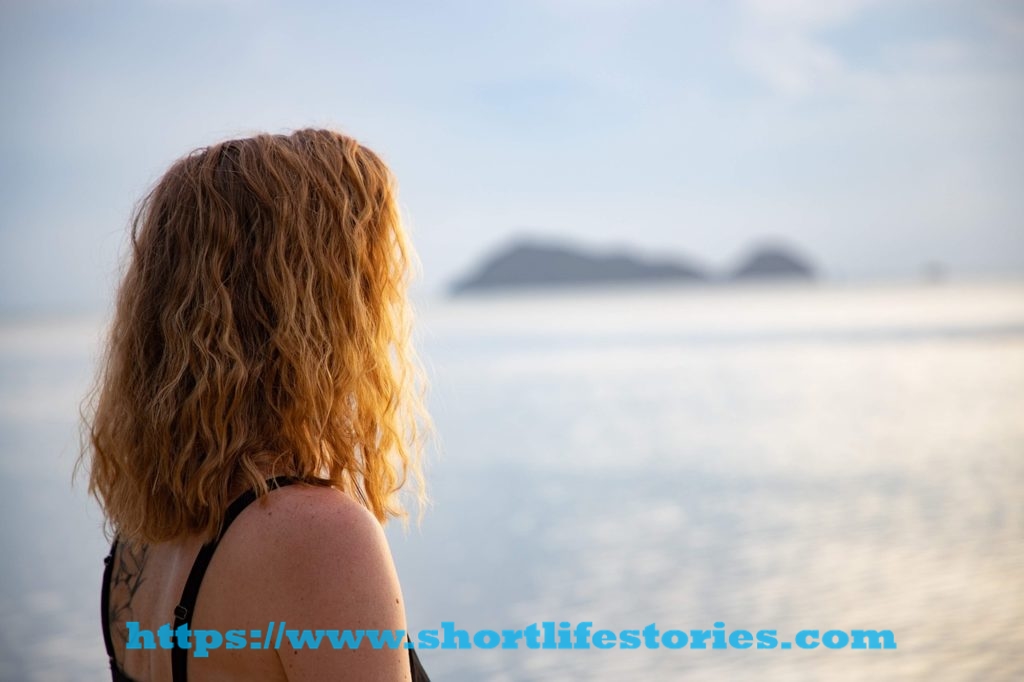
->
[[111, 484, 413, 682]]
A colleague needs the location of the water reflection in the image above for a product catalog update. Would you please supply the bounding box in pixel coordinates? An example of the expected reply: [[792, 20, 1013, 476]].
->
[[1, 282, 1022, 680]]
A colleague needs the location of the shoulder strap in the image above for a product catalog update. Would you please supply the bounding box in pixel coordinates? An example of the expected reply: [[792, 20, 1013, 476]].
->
[[409, 647, 432, 681], [102, 538, 144, 681], [171, 476, 298, 682], [101, 537, 120, 676]]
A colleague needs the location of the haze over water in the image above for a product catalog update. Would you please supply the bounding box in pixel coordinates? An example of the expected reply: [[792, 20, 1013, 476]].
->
[[1, 280, 1022, 681]]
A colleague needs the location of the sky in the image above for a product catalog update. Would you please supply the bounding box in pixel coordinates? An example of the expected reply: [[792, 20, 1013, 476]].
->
[[0, 0, 1022, 312]]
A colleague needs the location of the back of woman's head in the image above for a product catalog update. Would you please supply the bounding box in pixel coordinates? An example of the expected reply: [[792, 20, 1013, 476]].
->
[[81, 128, 426, 544]]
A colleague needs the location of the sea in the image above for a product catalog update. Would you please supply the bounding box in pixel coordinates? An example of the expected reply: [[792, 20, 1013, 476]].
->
[[1, 279, 1022, 681]]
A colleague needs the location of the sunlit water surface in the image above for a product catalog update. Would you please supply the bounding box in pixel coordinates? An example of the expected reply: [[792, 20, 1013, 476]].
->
[[1, 280, 1022, 681]]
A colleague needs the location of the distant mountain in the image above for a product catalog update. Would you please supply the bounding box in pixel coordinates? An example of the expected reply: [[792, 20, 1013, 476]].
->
[[729, 246, 816, 281], [450, 239, 818, 295], [450, 241, 708, 294]]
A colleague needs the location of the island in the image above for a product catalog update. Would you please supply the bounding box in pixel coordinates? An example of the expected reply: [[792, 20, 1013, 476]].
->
[[729, 246, 816, 281], [450, 241, 708, 294], [450, 239, 818, 294]]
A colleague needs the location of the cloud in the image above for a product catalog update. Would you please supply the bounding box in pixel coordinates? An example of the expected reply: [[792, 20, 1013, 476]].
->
[[734, 0, 881, 95], [1, 0, 1022, 310]]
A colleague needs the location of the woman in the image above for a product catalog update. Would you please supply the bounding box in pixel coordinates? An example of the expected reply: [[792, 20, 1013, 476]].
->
[[80, 129, 431, 681]]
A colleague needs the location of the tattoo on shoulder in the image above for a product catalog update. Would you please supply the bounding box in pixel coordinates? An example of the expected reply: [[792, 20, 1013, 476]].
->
[[109, 541, 149, 647]]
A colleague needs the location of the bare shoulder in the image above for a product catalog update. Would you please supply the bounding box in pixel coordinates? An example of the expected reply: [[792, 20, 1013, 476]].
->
[[233, 484, 399, 601], [216, 484, 410, 680], [246, 483, 388, 559]]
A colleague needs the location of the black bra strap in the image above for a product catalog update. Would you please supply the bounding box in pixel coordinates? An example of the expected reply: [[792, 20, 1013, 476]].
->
[[100, 538, 119, 674], [168, 476, 298, 682]]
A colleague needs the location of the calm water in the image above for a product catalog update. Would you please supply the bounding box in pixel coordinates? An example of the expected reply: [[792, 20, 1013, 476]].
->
[[1, 281, 1022, 681]]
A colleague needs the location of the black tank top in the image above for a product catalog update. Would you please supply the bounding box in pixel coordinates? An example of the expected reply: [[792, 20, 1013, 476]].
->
[[100, 476, 430, 681]]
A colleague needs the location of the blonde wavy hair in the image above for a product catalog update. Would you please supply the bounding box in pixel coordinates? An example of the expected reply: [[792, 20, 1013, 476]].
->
[[79, 128, 427, 544]]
